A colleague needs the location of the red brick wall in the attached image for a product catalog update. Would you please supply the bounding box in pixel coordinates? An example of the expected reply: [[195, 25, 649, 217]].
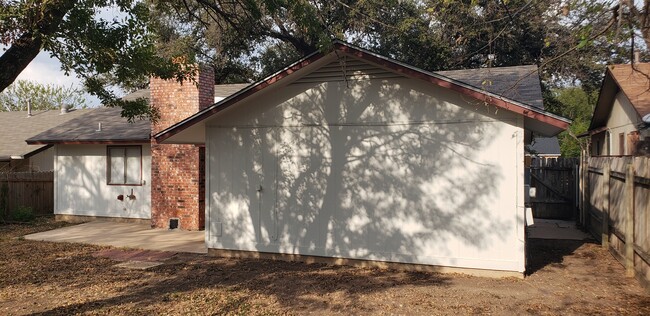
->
[[150, 66, 213, 230]]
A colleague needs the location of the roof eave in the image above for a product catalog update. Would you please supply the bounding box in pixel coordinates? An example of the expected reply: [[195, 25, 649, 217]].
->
[[155, 41, 570, 143], [26, 139, 150, 145], [333, 42, 571, 131], [155, 51, 325, 143]]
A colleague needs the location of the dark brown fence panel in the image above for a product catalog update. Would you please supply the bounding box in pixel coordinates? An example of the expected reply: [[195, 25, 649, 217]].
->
[[0, 171, 54, 219], [529, 157, 579, 219]]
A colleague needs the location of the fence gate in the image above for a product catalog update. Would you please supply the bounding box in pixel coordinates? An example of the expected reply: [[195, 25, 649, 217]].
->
[[529, 157, 579, 219]]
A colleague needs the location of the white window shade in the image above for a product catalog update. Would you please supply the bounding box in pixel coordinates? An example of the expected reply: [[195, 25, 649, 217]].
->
[[125, 147, 141, 184], [108, 146, 142, 185], [109, 147, 125, 184]]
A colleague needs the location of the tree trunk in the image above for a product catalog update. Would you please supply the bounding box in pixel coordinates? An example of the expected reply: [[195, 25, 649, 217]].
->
[[0, 0, 76, 93], [0, 33, 43, 93]]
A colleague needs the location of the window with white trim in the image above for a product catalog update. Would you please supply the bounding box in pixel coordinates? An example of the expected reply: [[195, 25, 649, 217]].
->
[[107, 146, 142, 185]]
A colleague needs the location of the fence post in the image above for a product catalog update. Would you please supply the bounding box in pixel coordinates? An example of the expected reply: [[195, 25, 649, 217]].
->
[[579, 154, 584, 226], [625, 163, 635, 278], [584, 156, 590, 228], [602, 164, 610, 248]]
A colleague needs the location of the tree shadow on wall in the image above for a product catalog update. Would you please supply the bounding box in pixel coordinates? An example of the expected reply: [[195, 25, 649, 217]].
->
[[211, 76, 519, 266]]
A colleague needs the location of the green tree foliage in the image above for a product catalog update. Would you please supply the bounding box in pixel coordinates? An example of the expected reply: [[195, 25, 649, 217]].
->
[[545, 87, 598, 157], [2, 0, 648, 126], [0, 80, 87, 112], [150, 0, 648, 157], [0, 0, 189, 121], [150, 1, 644, 86]]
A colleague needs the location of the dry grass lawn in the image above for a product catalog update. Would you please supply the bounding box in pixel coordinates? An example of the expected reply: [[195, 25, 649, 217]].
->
[[1, 218, 649, 315]]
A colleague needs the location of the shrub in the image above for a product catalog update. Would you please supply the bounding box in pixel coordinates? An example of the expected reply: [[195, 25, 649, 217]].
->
[[0, 182, 7, 220], [11, 206, 35, 222]]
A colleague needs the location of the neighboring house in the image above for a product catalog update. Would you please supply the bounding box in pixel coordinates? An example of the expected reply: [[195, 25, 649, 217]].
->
[[153, 41, 569, 276], [26, 107, 152, 222], [0, 108, 92, 172], [26, 85, 249, 226], [586, 63, 650, 156]]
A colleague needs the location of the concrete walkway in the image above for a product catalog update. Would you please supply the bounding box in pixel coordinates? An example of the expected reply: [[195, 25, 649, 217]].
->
[[24, 221, 207, 254], [527, 219, 593, 240]]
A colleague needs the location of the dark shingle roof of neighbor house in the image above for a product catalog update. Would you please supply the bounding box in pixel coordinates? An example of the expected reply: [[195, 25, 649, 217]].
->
[[121, 83, 251, 102], [436, 65, 544, 109], [528, 137, 561, 156], [0, 109, 93, 161], [26, 107, 150, 144]]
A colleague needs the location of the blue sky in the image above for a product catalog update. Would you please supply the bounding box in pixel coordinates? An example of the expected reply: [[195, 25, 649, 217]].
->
[[2, 6, 131, 108], [4, 47, 102, 107]]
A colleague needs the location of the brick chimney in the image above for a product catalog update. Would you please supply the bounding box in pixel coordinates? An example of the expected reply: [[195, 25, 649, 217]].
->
[[150, 65, 214, 230]]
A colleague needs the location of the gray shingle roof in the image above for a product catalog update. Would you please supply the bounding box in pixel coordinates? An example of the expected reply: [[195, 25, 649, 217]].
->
[[528, 137, 561, 155], [28, 84, 251, 144], [437, 66, 561, 155], [26, 107, 150, 144], [435, 65, 544, 109], [125, 69, 544, 109], [213, 84, 251, 98], [0, 109, 93, 161], [28, 69, 548, 145], [122, 83, 251, 101]]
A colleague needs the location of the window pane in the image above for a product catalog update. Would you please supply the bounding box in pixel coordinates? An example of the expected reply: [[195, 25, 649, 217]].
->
[[109, 148, 125, 184], [125, 147, 141, 184]]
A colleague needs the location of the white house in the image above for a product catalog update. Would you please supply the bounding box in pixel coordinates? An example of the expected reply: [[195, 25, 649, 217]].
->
[[0, 108, 92, 172], [26, 107, 153, 223], [155, 41, 570, 276], [26, 85, 249, 227]]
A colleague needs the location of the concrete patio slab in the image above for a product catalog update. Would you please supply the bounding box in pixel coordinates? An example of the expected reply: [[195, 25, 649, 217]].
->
[[527, 219, 593, 240], [24, 221, 207, 254]]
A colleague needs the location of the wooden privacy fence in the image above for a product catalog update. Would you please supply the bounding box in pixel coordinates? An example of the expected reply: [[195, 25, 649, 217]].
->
[[581, 157, 649, 288], [529, 157, 579, 219], [0, 171, 54, 219]]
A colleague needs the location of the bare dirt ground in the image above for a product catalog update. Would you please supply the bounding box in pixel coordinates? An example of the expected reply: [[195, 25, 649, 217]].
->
[[1, 218, 649, 315]]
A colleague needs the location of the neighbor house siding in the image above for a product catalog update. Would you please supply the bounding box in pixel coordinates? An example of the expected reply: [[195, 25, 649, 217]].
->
[[606, 92, 643, 155], [54, 144, 151, 219], [204, 77, 526, 272]]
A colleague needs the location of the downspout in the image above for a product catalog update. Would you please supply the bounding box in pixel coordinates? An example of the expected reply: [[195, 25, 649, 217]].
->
[[606, 130, 612, 155], [53, 145, 58, 215], [27, 99, 32, 117]]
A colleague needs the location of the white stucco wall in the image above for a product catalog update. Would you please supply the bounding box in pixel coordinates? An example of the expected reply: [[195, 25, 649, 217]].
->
[[54, 144, 151, 219], [606, 92, 643, 155], [205, 75, 526, 272]]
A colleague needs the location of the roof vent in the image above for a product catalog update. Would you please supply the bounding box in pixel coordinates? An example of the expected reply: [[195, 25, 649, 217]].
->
[[60, 104, 70, 114], [26, 99, 32, 117]]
